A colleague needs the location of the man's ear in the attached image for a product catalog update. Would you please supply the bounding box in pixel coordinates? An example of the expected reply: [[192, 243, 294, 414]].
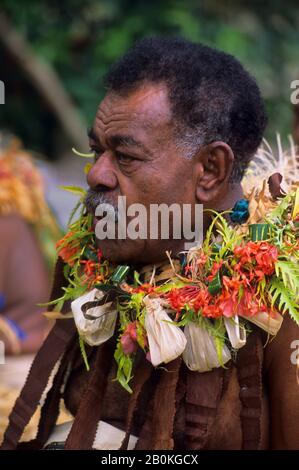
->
[[194, 141, 234, 203]]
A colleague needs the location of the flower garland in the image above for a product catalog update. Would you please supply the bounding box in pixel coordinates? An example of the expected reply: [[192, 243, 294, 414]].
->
[[50, 181, 299, 393]]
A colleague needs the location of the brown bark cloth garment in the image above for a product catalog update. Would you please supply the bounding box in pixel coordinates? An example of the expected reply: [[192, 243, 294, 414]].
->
[[1, 258, 299, 450]]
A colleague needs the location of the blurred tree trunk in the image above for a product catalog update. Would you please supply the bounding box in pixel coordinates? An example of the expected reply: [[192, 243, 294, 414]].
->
[[0, 12, 88, 151]]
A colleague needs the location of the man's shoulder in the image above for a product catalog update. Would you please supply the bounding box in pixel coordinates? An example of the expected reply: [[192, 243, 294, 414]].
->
[[263, 314, 299, 373]]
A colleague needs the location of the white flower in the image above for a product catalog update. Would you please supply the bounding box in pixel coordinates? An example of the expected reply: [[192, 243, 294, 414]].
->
[[224, 315, 246, 349], [183, 322, 231, 372], [143, 296, 187, 367], [239, 310, 283, 336], [71, 288, 117, 346]]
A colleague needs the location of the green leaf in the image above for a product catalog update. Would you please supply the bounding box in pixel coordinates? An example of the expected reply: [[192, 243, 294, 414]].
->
[[113, 342, 134, 394], [72, 148, 94, 158], [68, 200, 84, 226], [79, 336, 90, 371], [39, 293, 66, 307], [203, 209, 241, 256], [55, 298, 65, 313], [59, 185, 87, 196], [123, 356, 133, 378], [136, 322, 146, 349], [133, 270, 142, 286], [155, 281, 186, 293], [268, 192, 295, 220], [269, 278, 299, 325], [63, 263, 71, 279], [116, 370, 133, 394], [275, 259, 299, 295], [84, 163, 93, 174], [214, 335, 226, 366]]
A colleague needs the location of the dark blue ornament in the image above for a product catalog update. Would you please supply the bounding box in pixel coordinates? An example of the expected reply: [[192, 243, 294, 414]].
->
[[230, 199, 249, 224]]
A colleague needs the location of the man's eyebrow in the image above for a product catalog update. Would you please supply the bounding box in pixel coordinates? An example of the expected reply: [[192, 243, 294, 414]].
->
[[87, 129, 153, 156], [87, 127, 99, 142], [109, 134, 152, 155]]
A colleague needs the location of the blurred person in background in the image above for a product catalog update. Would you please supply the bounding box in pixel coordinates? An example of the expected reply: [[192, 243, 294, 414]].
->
[[0, 134, 61, 440]]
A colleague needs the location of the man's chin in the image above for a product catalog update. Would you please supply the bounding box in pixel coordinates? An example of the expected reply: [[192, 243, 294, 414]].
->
[[96, 238, 147, 265], [95, 238, 184, 266]]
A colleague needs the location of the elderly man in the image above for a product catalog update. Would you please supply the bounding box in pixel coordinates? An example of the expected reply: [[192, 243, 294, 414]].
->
[[2, 37, 299, 451], [0, 137, 51, 355]]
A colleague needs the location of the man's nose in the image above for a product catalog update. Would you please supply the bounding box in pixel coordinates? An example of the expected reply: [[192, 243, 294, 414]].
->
[[87, 152, 118, 190]]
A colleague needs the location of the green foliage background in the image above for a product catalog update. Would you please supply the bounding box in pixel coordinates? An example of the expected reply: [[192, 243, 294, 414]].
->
[[1, 0, 299, 158]]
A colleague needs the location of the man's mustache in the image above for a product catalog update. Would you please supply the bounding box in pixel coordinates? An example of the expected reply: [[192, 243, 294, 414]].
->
[[84, 189, 119, 221]]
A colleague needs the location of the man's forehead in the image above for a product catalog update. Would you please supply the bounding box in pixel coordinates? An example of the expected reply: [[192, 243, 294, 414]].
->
[[96, 83, 172, 129]]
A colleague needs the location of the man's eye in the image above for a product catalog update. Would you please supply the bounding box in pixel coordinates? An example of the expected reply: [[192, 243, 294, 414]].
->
[[90, 148, 104, 161], [115, 151, 135, 164]]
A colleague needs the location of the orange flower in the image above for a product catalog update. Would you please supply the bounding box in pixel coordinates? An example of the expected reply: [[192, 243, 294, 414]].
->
[[234, 241, 278, 278], [206, 260, 223, 282], [131, 284, 156, 294], [56, 231, 81, 266], [255, 243, 278, 275], [166, 285, 202, 311]]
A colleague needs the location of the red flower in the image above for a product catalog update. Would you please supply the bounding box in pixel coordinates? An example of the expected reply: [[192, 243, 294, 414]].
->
[[255, 243, 278, 275], [121, 334, 137, 355], [232, 267, 253, 286], [97, 249, 103, 261], [206, 260, 223, 282], [201, 276, 244, 318], [217, 293, 235, 317], [131, 284, 156, 294], [125, 321, 138, 341], [197, 253, 208, 266], [56, 231, 81, 266], [121, 321, 138, 355], [167, 252, 278, 319], [81, 259, 96, 276], [234, 241, 278, 278], [234, 241, 259, 263], [166, 285, 202, 311], [192, 288, 211, 312], [184, 264, 193, 275]]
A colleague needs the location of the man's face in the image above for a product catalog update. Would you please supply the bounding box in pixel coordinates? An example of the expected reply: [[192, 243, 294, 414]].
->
[[86, 82, 198, 265]]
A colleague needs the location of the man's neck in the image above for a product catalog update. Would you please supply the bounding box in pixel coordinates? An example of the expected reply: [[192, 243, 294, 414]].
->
[[213, 182, 244, 212], [122, 183, 245, 269]]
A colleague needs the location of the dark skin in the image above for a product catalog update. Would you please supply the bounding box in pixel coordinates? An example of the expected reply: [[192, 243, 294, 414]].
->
[[87, 82, 242, 264], [85, 82, 299, 449], [0, 215, 50, 354]]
